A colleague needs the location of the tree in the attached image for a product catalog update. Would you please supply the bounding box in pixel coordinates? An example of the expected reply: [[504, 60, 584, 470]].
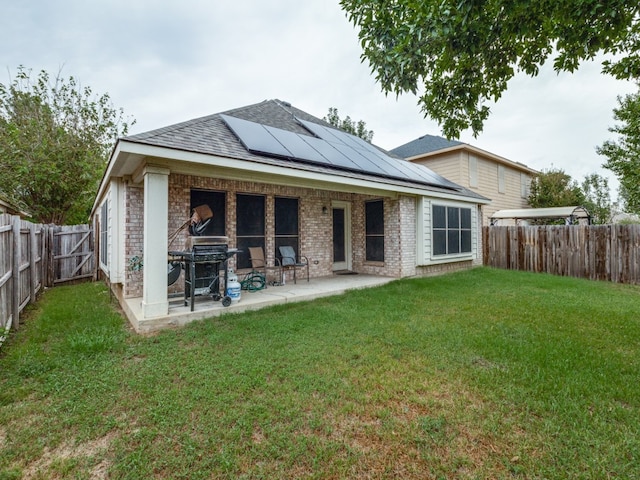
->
[[616, 183, 637, 214], [340, 0, 640, 138], [528, 168, 585, 209], [0, 67, 133, 224], [323, 107, 374, 142], [597, 87, 640, 215], [581, 173, 612, 224]]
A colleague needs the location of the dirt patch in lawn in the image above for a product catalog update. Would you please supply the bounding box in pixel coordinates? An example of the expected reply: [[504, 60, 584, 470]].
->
[[21, 431, 117, 480]]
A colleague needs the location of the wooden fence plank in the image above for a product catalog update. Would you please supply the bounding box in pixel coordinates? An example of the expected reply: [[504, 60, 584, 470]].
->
[[484, 225, 640, 285], [0, 215, 12, 334], [1, 216, 92, 344], [11, 216, 20, 330]]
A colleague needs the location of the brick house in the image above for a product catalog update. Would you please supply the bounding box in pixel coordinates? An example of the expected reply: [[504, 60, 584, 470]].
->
[[92, 100, 489, 330], [391, 135, 538, 225]]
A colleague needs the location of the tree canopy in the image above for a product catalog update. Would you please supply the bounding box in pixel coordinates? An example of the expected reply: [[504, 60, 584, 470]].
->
[[581, 173, 612, 224], [528, 169, 615, 224], [528, 168, 586, 209], [597, 87, 640, 215], [340, 0, 640, 138], [324, 107, 374, 142], [0, 67, 133, 224]]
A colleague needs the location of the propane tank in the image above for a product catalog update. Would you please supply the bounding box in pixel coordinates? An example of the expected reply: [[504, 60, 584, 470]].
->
[[226, 268, 241, 303]]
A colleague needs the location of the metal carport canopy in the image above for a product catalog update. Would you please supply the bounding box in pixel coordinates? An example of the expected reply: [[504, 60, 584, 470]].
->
[[491, 206, 590, 220]]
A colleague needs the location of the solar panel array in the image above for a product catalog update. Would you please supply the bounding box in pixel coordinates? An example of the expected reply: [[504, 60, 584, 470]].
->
[[220, 114, 461, 191]]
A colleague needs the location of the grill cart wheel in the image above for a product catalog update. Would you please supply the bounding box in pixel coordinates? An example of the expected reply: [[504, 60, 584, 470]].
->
[[222, 296, 232, 307]]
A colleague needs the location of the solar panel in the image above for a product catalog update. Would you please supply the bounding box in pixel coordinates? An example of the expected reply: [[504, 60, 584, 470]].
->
[[298, 135, 361, 170], [221, 114, 291, 158], [297, 118, 462, 190], [265, 126, 326, 164], [220, 113, 461, 191]]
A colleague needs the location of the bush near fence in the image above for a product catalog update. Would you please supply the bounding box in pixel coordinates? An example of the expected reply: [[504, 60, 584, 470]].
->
[[0, 214, 94, 341], [483, 225, 640, 284]]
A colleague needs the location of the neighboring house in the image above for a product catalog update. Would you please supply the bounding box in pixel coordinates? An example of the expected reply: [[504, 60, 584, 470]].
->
[[91, 99, 489, 331], [0, 192, 28, 218], [390, 134, 538, 225]]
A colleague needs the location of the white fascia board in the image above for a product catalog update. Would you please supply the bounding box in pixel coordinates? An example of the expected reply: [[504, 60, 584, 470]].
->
[[407, 144, 539, 175], [91, 140, 127, 217]]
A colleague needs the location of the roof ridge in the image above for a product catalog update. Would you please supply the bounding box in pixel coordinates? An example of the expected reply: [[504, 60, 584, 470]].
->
[[124, 113, 220, 141]]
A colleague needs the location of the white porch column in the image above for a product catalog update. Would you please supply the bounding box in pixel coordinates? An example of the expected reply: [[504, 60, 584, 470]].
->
[[142, 165, 170, 318]]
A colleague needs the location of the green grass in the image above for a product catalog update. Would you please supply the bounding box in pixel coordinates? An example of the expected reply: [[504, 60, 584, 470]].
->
[[1, 268, 639, 479]]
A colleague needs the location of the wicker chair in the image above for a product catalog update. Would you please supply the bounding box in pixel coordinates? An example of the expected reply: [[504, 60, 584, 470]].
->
[[248, 247, 281, 284]]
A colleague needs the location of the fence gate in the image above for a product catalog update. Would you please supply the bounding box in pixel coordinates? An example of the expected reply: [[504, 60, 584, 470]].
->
[[49, 225, 95, 285]]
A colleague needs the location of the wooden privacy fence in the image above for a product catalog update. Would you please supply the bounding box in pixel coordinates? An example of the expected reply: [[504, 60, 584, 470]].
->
[[49, 224, 94, 285], [0, 214, 94, 339], [483, 225, 640, 284]]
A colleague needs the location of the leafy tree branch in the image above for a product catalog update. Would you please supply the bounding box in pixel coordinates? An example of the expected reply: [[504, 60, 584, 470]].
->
[[340, 0, 640, 138], [0, 66, 134, 224]]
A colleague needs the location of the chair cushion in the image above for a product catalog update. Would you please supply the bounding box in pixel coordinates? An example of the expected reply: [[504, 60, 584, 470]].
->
[[279, 246, 297, 266]]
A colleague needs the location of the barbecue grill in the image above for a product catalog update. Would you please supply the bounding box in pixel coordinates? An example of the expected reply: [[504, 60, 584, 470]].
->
[[169, 236, 240, 311]]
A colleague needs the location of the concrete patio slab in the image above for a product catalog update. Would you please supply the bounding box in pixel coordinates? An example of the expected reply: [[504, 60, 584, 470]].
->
[[122, 273, 395, 333]]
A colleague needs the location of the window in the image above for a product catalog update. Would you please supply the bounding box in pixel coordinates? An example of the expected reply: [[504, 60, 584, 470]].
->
[[100, 200, 108, 267], [190, 189, 226, 237], [469, 156, 478, 188], [521, 173, 530, 199], [432, 205, 472, 256], [365, 200, 384, 262], [275, 197, 299, 261], [498, 165, 506, 194], [236, 194, 265, 269]]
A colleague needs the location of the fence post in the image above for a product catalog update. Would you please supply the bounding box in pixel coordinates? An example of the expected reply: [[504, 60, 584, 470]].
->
[[11, 215, 21, 330], [47, 226, 56, 287], [41, 225, 48, 289], [30, 223, 37, 304]]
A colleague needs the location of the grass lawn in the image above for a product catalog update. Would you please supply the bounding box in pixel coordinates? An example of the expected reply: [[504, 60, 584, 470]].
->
[[0, 267, 639, 479]]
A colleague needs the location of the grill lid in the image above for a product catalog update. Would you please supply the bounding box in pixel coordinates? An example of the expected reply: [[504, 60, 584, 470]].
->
[[185, 236, 229, 249]]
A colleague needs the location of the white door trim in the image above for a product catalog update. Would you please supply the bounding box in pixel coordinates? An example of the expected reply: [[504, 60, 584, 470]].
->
[[331, 200, 352, 271]]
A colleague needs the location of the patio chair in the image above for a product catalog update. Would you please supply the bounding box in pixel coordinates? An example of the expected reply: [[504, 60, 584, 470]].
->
[[248, 247, 281, 284], [278, 245, 309, 284]]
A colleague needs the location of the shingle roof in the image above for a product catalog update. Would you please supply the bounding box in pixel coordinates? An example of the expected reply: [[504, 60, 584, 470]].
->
[[125, 99, 330, 157], [389, 134, 464, 159], [123, 100, 487, 201]]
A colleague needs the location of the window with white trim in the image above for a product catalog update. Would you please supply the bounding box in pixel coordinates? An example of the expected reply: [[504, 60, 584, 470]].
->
[[432, 205, 472, 256], [100, 199, 109, 267], [469, 156, 478, 188], [498, 165, 506, 194], [521, 173, 530, 199]]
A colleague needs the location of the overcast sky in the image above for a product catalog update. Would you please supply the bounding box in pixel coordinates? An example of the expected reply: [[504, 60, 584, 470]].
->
[[2, 0, 636, 197]]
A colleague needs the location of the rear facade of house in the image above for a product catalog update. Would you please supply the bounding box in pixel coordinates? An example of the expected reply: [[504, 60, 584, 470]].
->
[[93, 100, 489, 330]]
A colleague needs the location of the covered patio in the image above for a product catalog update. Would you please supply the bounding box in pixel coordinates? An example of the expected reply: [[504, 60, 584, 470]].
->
[[122, 273, 395, 333], [93, 99, 487, 333]]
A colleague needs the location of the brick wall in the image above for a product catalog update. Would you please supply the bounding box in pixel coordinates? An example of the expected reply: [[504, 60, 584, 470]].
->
[[399, 195, 418, 277], [121, 173, 477, 298], [166, 175, 363, 278], [124, 182, 143, 298], [415, 259, 474, 277]]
